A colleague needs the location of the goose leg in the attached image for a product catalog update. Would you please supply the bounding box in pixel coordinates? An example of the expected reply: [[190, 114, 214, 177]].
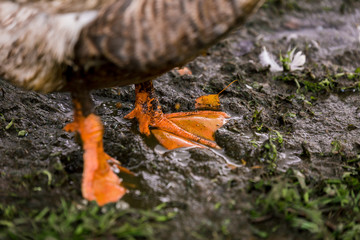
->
[[125, 81, 229, 150], [64, 89, 127, 206]]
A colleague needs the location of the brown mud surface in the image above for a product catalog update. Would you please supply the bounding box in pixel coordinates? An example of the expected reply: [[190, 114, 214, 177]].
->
[[1, 0, 360, 239]]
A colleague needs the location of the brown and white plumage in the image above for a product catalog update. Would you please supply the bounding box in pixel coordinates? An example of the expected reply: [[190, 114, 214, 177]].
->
[[0, 1, 99, 92], [0, 0, 264, 92]]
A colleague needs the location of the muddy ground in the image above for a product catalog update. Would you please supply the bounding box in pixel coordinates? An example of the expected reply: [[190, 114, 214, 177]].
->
[[1, 0, 360, 239]]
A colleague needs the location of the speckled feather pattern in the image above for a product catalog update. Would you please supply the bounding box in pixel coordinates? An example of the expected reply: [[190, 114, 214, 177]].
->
[[0, 0, 264, 93], [0, 2, 100, 92]]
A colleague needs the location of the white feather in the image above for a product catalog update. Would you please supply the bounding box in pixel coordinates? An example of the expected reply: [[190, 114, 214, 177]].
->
[[259, 47, 282, 72], [259, 46, 306, 72], [290, 50, 306, 71]]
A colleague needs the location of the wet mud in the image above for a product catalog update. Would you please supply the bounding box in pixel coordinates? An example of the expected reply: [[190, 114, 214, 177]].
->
[[1, 0, 360, 239]]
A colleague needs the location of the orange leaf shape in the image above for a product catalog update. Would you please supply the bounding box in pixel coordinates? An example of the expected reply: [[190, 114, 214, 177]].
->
[[195, 80, 238, 110], [195, 94, 221, 110]]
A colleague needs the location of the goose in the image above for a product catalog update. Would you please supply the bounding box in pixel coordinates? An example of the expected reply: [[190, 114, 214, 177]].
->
[[0, 0, 264, 205]]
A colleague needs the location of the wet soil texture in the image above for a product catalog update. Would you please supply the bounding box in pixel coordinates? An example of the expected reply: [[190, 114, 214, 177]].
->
[[1, 0, 360, 239]]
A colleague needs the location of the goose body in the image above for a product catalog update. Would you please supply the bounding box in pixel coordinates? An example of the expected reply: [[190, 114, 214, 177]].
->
[[0, 0, 264, 205], [0, 0, 263, 92]]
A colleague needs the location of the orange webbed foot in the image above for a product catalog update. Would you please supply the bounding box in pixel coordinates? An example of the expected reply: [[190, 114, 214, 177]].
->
[[124, 92, 154, 136], [125, 81, 230, 150], [64, 111, 128, 206], [152, 111, 229, 150]]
